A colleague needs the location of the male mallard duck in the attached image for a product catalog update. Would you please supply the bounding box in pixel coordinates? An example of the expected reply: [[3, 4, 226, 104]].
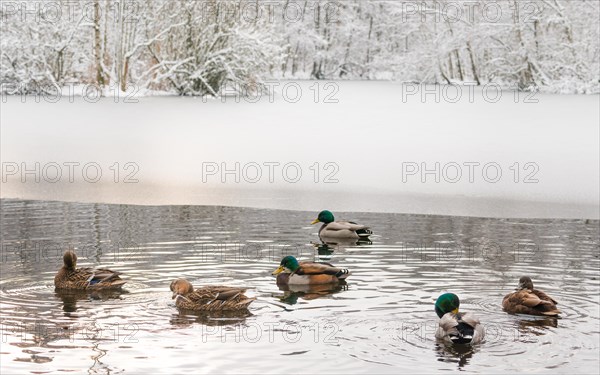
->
[[502, 276, 560, 316], [435, 293, 484, 345], [272, 255, 350, 285], [170, 278, 255, 312], [311, 210, 372, 239], [54, 250, 126, 290]]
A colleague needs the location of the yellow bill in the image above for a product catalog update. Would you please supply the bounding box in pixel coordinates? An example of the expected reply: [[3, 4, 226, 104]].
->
[[310, 219, 320, 225], [272, 266, 285, 275]]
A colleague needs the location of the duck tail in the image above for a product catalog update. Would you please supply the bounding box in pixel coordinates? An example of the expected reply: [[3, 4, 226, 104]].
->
[[240, 298, 256, 309], [541, 309, 561, 316], [107, 280, 127, 288], [356, 228, 373, 238], [450, 322, 475, 344], [335, 269, 351, 279]]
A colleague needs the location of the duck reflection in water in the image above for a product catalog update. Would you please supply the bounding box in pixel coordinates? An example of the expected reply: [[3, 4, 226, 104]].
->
[[276, 282, 348, 305], [55, 289, 128, 313], [170, 310, 252, 327], [316, 238, 373, 250], [516, 316, 559, 337], [313, 239, 372, 261], [435, 342, 477, 369], [314, 242, 335, 258]]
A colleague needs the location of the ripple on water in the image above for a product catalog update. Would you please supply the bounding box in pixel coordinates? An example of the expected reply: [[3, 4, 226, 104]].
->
[[0, 199, 598, 373]]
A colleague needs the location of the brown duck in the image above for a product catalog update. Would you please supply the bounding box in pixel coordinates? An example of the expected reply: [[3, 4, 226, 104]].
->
[[502, 276, 560, 316], [54, 250, 126, 290], [170, 279, 255, 312]]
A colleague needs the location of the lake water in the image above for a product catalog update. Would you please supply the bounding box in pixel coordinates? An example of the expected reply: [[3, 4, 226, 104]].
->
[[1, 199, 598, 373]]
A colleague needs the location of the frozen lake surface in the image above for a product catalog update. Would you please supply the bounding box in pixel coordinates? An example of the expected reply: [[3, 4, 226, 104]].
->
[[1, 81, 598, 219]]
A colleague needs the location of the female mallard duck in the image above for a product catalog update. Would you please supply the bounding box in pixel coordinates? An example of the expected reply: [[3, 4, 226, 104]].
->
[[272, 255, 350, 285], [435, 293, 484, 345], [54, 250, 126, 290], [311, 210, 372, 240], [170, 279, 255, 312], [502, 276, 560, 316]]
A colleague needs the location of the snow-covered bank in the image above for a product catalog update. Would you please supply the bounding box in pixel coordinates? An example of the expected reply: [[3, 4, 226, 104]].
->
[[1, 81, 598, 219]]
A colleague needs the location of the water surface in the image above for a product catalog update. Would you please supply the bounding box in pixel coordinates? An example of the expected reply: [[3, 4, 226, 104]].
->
[[1, 199, 598, 373]]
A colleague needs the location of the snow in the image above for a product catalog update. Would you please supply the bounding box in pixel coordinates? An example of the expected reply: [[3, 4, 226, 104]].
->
[[2, 0, 598, 95], [1, 81, 598, 219]]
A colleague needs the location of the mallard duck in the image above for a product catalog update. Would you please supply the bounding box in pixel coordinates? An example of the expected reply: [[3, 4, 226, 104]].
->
[[502, 276, 560, 316], [170, 278, 255, 312], [435, 293, 484, 345], [54, 250, 126, 290], [272, 255, 350, 285], [311, 210, 372, 239]]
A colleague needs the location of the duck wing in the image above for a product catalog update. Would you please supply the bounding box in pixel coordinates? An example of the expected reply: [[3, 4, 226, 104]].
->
[[517, 290, 553, 308], [328, 221, 370, 232], [184, 286, 254, 310], [85, 268, 124, 286], [503, 289, 560, 315], [297, 262, 350, 278], [438, 312, 460, 333], [189, 286, 248, 302], [58, 268, 94, 289], [459, 312, 480, 328], [321, 221, 372, 239], [532, 289, 558, 305], [69, 267, 95, 282], [210, 286, 248, 301]]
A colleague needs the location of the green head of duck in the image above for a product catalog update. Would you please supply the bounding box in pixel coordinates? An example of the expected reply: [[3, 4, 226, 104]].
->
[[272, 255, 300, 275], [435, 293, 460, 318], [311, 210, 335, 224]]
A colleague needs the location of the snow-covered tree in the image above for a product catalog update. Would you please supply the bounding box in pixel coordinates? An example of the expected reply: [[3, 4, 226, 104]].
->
[[2, 0, 598, 95]]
